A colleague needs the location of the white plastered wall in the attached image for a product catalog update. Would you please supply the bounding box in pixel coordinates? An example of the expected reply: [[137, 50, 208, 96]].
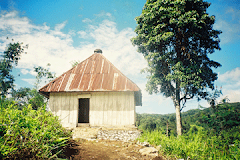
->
[[48, 91, 136, 128], [90, 91, 135, 126], [49, 92, 78, 128]]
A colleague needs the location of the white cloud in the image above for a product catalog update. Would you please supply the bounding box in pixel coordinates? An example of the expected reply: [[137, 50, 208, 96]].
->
[[217, 67, 240, 103], [0, 11, 83, 76], [51, 21, 71, 38], [20, 69, 30, 75], [22, 78, 35, 86], [82, 18, 92, 23], [0, 11, 48, 35], [136, 81, 175, 114], [221, 90, 240, 102], [0, 10, 147, 83], [0, 10, 177, 114], [76, 19, 147, 77], [218, 67, 240, 83], [54, 20, 67, 31], [5, 10, 238, 114], [226, 7, 240, 22], [94, 11, 112, 18], [214, 7, 240, 44], [77, 30, 88, 38], [214, 19, 240, 44]]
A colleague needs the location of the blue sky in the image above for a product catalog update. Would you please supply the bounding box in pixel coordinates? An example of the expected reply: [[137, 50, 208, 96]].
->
[[0, 0, 240, 114]]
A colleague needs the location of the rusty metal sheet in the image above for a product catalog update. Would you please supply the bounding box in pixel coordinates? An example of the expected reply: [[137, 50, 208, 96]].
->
[[51, 76, 63, 92], [94, 57, 102, 74], [39, 53, 140, 96], [59, 71, 71, 91], [102, 65, 114, 90], [126, 79, 136, 91], [84, 60, 92, 74], [102, 59, 109, 74], [116, 74, 125, 91], [70, 62, 85, 89], [91, 74, 103, 90]]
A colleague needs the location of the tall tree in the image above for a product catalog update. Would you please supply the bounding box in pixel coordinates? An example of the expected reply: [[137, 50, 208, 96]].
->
[[0, 42, 24, 97], [131, 0, 221, 136]]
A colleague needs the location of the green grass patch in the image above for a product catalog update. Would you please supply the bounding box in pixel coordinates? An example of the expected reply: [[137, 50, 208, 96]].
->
[[139, 125, 240, 159]]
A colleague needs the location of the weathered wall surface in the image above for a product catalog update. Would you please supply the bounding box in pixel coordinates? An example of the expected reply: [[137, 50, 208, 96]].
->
[[49, 92, 78, 128], [49, 91, 136, 128]]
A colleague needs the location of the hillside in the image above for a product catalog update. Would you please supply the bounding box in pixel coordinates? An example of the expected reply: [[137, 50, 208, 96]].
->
[[137, 102, 240, 159], [136, 102, 240, 135]]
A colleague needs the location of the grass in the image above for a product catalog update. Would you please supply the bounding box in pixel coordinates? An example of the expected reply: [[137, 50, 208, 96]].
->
[[138, 125, 240, 159]]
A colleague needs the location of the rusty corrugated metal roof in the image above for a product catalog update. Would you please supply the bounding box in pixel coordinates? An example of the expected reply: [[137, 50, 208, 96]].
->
[[39, 53, 141, 97]]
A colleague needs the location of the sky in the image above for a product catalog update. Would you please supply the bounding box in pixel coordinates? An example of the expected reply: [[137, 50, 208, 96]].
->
[[0, 0, 239, 114]]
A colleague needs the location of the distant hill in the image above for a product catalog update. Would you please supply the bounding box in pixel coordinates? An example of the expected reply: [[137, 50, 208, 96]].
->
[[136, 102, 240, 136]]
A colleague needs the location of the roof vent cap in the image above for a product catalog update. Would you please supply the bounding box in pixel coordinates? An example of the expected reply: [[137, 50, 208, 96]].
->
[[94, 49, 102, 54]]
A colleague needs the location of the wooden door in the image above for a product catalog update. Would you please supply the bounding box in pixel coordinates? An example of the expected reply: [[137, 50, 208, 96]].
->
[[78, 98, 89, 123]]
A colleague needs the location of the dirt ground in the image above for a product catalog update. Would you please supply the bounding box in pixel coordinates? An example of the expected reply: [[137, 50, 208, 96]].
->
[[63, 139, 166, 160]]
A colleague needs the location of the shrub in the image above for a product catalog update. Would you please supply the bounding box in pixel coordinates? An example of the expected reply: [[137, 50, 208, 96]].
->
[[139, 125, 240, 159], [0, 99, 71, 159]]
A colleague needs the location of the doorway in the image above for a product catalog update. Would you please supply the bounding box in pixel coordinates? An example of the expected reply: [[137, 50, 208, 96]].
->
[[78, 98, 90, 123]]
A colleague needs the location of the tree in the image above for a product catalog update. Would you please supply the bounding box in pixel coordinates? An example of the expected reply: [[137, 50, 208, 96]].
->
[[131, 0, 221, 136], [34, 63, 55, 89], [30, 64, 55, 109], [0, 42, 24, 98], [11, 87, 45, 110], [206, 87, 222, 108], [11, 64, 55, 110], [11, 87, 31, 106]]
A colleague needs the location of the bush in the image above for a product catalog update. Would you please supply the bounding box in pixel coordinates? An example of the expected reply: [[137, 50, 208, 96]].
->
[[11, 87, 47, 110], [0, 99, 71, 159], [139, 125, 240, 159]]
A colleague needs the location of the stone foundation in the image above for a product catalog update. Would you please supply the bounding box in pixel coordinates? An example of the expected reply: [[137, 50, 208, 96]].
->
[[72, 127, 142, 141], [97, 129, 141, 141]]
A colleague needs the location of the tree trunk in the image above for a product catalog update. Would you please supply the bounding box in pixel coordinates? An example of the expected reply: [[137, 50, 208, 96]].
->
[[175, 100, 182, 136], [174, 80, 182, 136]]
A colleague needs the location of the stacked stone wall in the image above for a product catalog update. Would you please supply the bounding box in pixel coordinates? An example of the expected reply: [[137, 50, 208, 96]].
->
[[97, 129, 141, 141]]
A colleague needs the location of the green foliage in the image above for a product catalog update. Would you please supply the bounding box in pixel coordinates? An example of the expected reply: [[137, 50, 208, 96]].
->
[[0, 99, 71, 159], [34, 63, 55, 89], [28, 89, 46, 110], [132, 0, 221, 102], [11, 87, 46, 110], [0, 43, 24, 97], [10, 64, 55, 110], [132, 0, 222, 135], [11, 87, 31, 102], [71, 60, 80, 67], [139, 125, 240, 159], [136, 113, 177, 136], [137, 102, 240, 159], [206, 87, 222, 107], [199, 103, 240, 133], [137, 102, 240, 136]]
